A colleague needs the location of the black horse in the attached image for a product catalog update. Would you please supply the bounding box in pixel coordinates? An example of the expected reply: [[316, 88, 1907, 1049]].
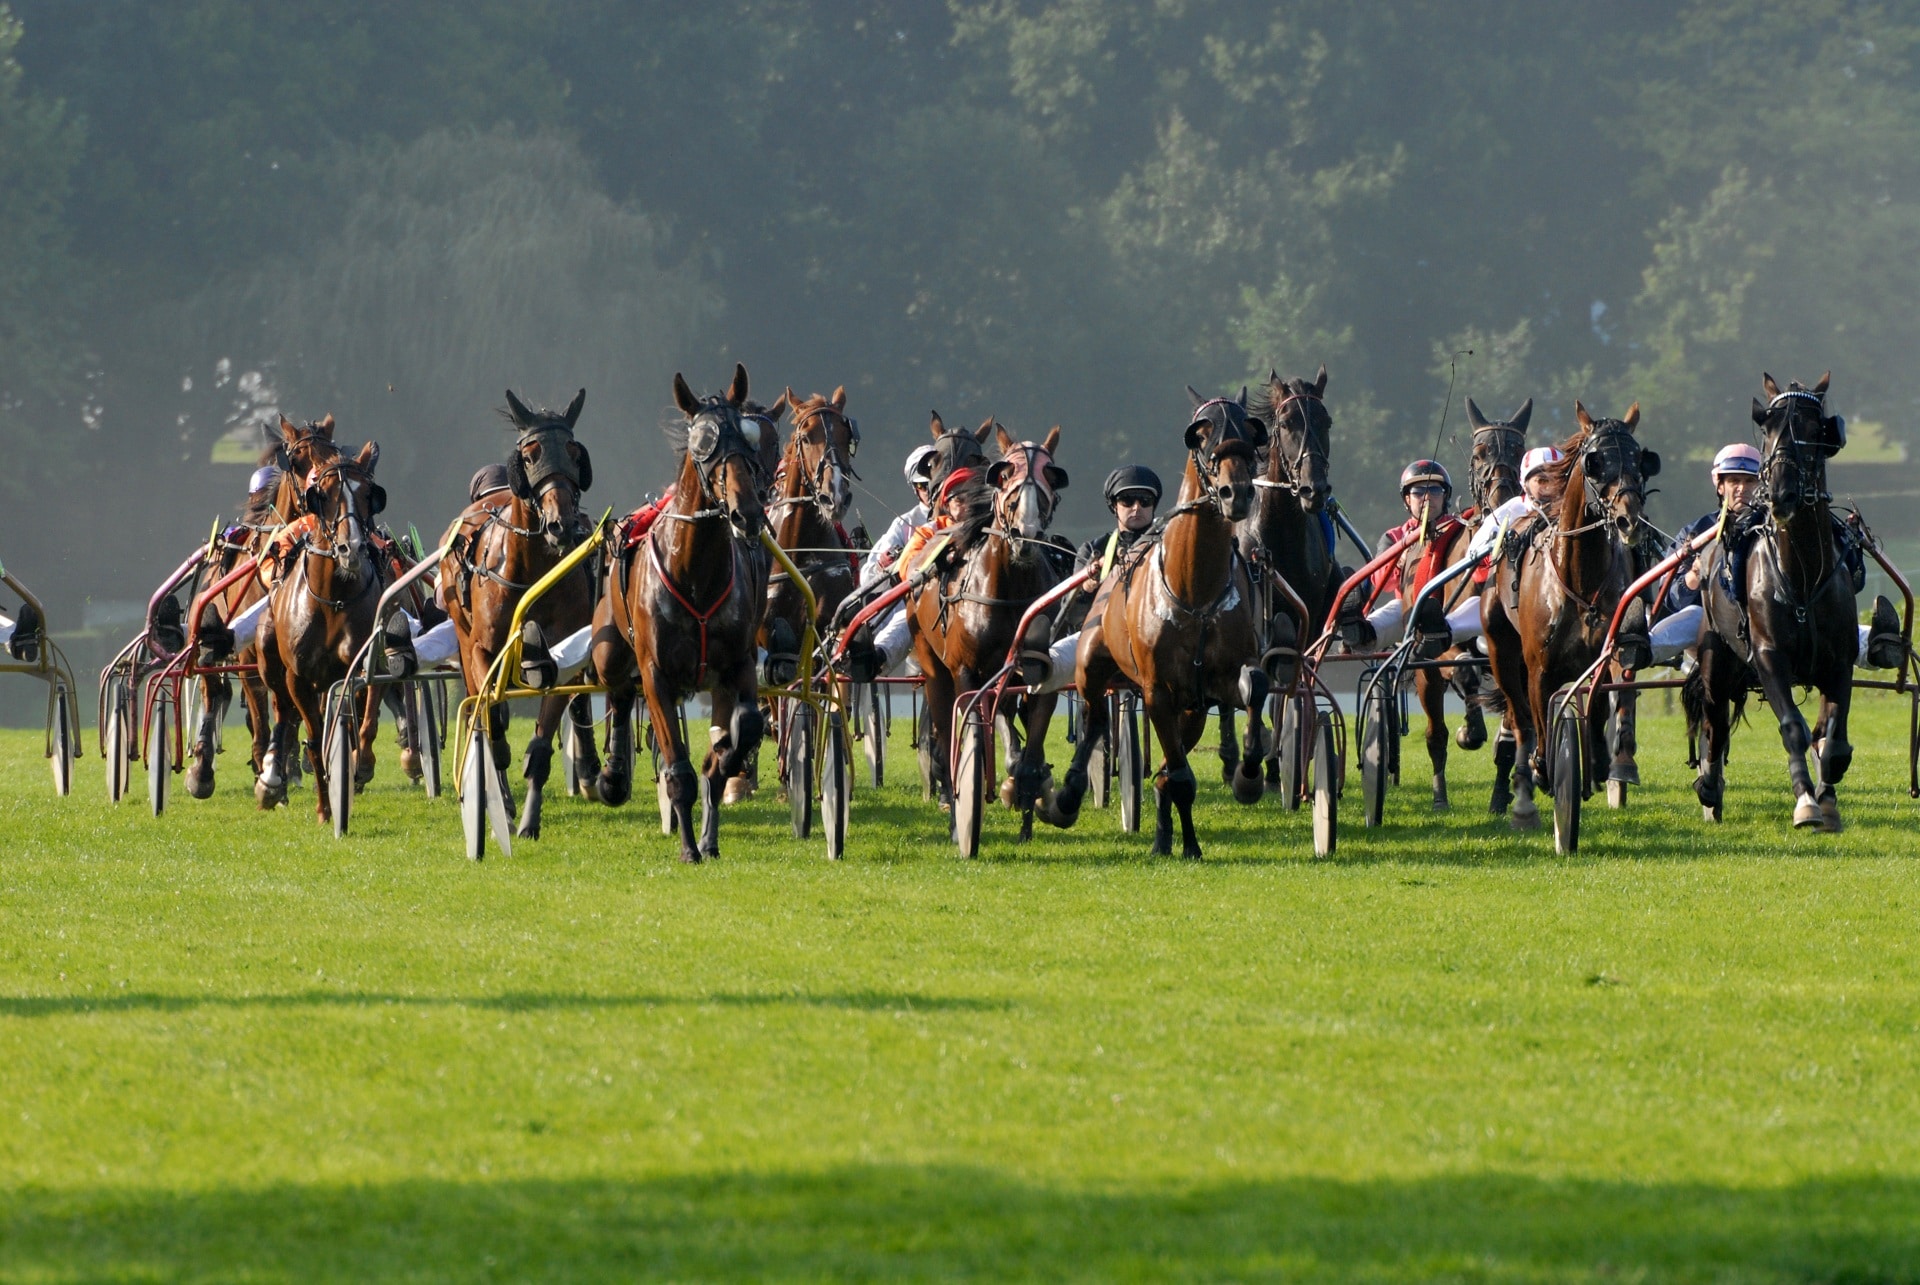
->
[[1687, 372, 1856, 831]]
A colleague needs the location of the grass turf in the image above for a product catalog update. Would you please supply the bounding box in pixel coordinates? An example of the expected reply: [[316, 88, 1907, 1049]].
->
[[2, 689, 1919, 1281]]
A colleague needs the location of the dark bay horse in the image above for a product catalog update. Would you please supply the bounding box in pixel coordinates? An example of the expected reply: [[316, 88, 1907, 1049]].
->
[[589, 364, 768, 862], [1687, 372, 1855, 831], [1481, 403, 1652, 830], [1045, 390, 1270, 857], [1220, 366, 1339, 787], [1390, 395, 1532, 809], [255, 433, 389, 822], [906, 421, 1068, 843], [438, 388, 600, 839]]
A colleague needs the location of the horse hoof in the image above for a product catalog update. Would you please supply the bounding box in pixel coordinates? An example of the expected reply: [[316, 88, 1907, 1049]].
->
[[254, 778, 284, 810], [999, 775, 1018, 808], [576, 776, 601, 803], [1608, 763, 1640, 786], [1488, 789, 1512, 816], [185, 765, 214, 800], [722, 776, 755, 805], [596, 772, 631, 808], [1231, 766, 1264, 806], [1183, 847, 1204, 861], [1432, 797, 1450, 812], [700, 844, 720, 860], [400, 747, 423, 782], [679, 849, 703, 864], [1703, 804, 1723, 823], [1819, 796, 1843, 833], [1793, 794, 1821, 827], [1510, 805, 1540, 832], [1456, 717, 1487, 752]]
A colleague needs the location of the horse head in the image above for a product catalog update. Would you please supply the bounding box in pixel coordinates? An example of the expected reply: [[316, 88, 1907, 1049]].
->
[[278, 413, 339, 480], [741, 393, 788, 503], [673, 363, 765, 539], [1465, 395, 1532, 511], [1570, 400, 1655, 540], [301, 441, 384, 573], [1184, 385, 1265, 522], [503, 387, 589, 553], [1253, 366, 1332, 512], [925, 410, 995, 498], [783, 385, 859, 521], [1753, 371, 1841, 518], [988, 424, 1067, 555]]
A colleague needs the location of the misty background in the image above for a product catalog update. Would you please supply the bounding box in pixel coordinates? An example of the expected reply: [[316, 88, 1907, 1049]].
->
[[3, 1, 1918, 718]]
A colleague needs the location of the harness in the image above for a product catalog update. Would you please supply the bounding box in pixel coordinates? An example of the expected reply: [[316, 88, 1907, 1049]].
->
[[645, 527, 737, 689]]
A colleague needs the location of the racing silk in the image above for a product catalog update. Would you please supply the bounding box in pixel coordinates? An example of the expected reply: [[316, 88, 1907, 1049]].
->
[[1464, 494, 1540, 563], [1373, 513, 1466, 597], [1663, 512, 1721, 615], [862, 502, 930, 588], [897, 512, 955, 582]]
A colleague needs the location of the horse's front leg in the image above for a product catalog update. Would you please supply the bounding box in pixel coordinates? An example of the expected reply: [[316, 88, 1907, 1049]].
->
[[255, 635, 295, 809], [354, 681, 381, 791], [644, 672, 701, 863], [1608, 685, 1640, 789], [922, 662, 957, 815], [1143, 698, 1207, 859], [1042, 654, 1112, 830], [1692, 647, 1734, 822], [590, 632, 637, 808], [287, 681, 330, 824], [1419, 668, 1450, 810], [186, 675, 229, 800], [699, 663, 764, 859], [1232, 666, 1269, 806], [1815, 683, 1853, 832], [1011, 692, 1058, 842], [1752, 644, 1821, 827], [1216, 704, 1239, 786], [515, 690, 570, 840]]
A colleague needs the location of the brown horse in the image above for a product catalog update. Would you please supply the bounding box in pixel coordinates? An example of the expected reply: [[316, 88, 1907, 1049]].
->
[[589, 364, 768, 862], [1481, 402, 1652, 830], [1044, 389, 1270, 857], [255, 431, 389, 822], [1687, 373, 1857, 830], [438, 388, 601, 839], [906, 420, 1068, 843], [1389, 395, 1532, 808]]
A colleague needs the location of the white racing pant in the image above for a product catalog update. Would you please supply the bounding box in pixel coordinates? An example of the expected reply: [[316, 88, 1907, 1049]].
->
[[1647, 604, 1878, 669], [0, 614, 12, 646]]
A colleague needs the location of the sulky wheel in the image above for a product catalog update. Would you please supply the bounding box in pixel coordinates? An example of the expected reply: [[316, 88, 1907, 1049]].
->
[[1552, 707, 1584, 855], [147, 695, 172, 817], [1359, 677, 1393, 828], [1311, 718, 1338, 858], [788, 699, 816, 839], [1605, 703, 1628, 808], [105, 677, 132, 804], [823, 710, 850, 860], [1087, 698, 1111, 809], [51, 681, 74, 797], [863, 682, 887, 789], [327, 698, 354, 839], [1116, 692, 1142, 834], [417, 682, 443, 799], [1276, 692, 1305, 812], [461, 723, 488, 860], [952, 707, 987, 858]]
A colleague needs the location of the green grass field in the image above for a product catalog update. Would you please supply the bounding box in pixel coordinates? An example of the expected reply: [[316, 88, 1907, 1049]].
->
[[3, 690, 1919, 1281]]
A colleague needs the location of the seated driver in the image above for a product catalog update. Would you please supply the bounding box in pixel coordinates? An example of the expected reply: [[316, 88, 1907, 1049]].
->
[[1033, 465, 1162, 694]]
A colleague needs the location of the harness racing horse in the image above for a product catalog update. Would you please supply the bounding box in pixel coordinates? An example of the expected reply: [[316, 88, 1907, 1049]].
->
[[1221, 366, 1339, 787], [1687, 372, 1856, 831], [1044, 389, 1272, 857], [906, 422, 1069, 844], [1481, 403, 1653, 831], [1390, 395, 1533, 809], [589, 364, 769, 862], [255, 433, 390, 822], [438, 388, 601, 839]]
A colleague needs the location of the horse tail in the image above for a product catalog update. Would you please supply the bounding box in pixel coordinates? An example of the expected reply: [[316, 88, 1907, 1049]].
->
[[1681, 664, 1706, 741]]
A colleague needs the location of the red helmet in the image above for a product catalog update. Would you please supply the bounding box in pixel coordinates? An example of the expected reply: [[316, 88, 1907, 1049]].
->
[[1399, 459, 1452, 495]]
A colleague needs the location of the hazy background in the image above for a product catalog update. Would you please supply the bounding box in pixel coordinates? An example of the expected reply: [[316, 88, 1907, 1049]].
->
[[3, 1, 1917, 663]]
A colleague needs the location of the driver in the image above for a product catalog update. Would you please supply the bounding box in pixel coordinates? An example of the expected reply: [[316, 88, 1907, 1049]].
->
[[1344, 459, 1454, 649], [1033, 465, 1162, 693]]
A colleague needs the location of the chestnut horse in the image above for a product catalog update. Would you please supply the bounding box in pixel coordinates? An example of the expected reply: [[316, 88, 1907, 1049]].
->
[[1687, 373, 1856, 831], [1481, 403, 1653, 830], [438, 388, 600, 839], [1045, 390, 1271, 858], [589, 364, 768, 862], [1390, 395, 1532, 809], [255, 432, 389, 822], [906, 421, 1068, 843]]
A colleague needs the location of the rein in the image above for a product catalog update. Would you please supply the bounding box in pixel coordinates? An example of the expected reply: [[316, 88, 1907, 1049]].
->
[[1257, 391, 1329, 502]]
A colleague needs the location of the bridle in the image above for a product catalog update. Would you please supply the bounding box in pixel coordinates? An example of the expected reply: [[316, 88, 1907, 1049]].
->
[[769, 403, 858, 522], [664, 402, 764, 537], [297, 458, 383, 605], [1176, 398, 1264, 520], [1557, 421, 1645, 540], [926, 429, 990, 498], [1470, 421, 1526, 509], [1760, 389, 1840, 513], [1254, 390, 1329, 509], [989, 441, 1063, 548]]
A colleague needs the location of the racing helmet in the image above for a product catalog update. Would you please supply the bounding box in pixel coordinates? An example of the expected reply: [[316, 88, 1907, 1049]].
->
[[904, 443, 937, 486], [1399, 458, 1452, 495], [248, 465, 281, 495], [1519, 446, 1563, 483], [1102, 465, 1163, 510], [1711, 443, 1762, 479]]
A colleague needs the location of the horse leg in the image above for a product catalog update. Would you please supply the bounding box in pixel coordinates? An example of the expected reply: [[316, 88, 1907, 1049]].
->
[[701, 667, 765, 859], [721, 698, 763, 805], [596, 687, 636, 808], [1232, 667, 1268, 805], [515, 691, 567, 840], [1420, 668, 1449, 810], [1753, 648, 1822, 827], [255, 641, 295, 809], [285, 680, 329, 824], [1145, 699, 1205, 859], [1453, 662, 1488, 751], [923, 663, 957, 815], [566, 692, 602, 799], [384, 683, 423, 783], [1217, 704, 1239, 786], [1816, 684, 1853, 832], [241, 670, 273, 775], [644, 675, 701, 862], [1011, 693, 1058, 842], [186, 675, 228, 799], [1042, 649, 1116, 829], [354, 682, 380, 791], [1608, 686, 1640, 786]]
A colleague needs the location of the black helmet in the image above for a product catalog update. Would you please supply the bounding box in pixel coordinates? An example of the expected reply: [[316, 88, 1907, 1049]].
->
[[469, 463, 513, 503], [1102, 465, 1163, 509]]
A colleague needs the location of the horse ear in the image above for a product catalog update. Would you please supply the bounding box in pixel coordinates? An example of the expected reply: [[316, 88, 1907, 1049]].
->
[[1313, 364, 1328, 397], [1464, 397, 1488, 429], [564, 387, 586, 428], [1814, 370, 1831, 395], [726, 362, 749, 406], [1574, 400, 1594, 431], [318, 414, 335, 439], [995, 424, 1016, 455], [783, 386, 800, 413], [1511, 397, 1533, 431], [770, 392, 790, 421], [1752, 397, 1769, 425], [1187, 384, 1206, 409], [278, 415, 301, 445], [357, 441, 379, 469], [1269, 367, 1279, 384], [929, 411, 945, 440], [831, 385, 846, 411], [1622, 402, 1641, 431], [505, 390, 534, 428], [1762, 372, 1782, 399], [673, 373, 701, 416], [1042, 424, 1060, 454], [975, 417, 996, 444], [1238, 386, 1249, 408]]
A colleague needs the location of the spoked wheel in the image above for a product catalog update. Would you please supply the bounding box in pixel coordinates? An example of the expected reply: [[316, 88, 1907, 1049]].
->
[[1087, 697, 1111, 809], [1552, 708, 1584, 855], [417, 682, 443, 799], [1116, 693, 1142, 834], [105, 677, 132, 803], [50, 682, 74, 797], [822, 711, 850, 860], [327, 698, 354, 839], [788, 699, 816, 839], [1311, 719, 1338, 858], [953, 707, 987, 858], [1273, 692, 1302, 812], [862, 683, 887, 789], [148, 695, 172, 817], [461, 724, 488, 861], [1359, 677, 1393, 828]]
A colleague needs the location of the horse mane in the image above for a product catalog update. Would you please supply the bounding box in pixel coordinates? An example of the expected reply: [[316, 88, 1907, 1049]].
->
[[1248, 377, 1302, 429], [1530, 426, 1590, 506]]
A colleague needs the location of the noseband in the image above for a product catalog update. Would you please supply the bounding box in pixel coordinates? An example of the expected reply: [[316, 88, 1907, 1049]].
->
[[1471, 422, 1525, 505], [1184, 399, 1261, 519]]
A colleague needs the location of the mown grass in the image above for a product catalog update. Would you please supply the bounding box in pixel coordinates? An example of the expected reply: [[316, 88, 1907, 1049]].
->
[[2, 689, 1919, 1281]]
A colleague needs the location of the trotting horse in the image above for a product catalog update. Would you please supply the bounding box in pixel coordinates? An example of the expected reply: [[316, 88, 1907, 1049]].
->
[[1044, 389, 1272, 857], [1481, 402, 1653, 831], [589, 364, 769, 862], [1687, 372, 1856, 831], [1389, 395, 1532, 809], [438, 388, 602, 839], [906, 421, 1069, 843], [255, 431, 390, 821]]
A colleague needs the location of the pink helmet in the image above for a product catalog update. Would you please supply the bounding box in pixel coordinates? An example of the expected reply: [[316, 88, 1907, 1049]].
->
[[1519, 446, 1563, 482], [1711, 443, 1762, 478]]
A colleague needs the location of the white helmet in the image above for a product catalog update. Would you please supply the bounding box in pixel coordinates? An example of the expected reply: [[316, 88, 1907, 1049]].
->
[[1519, 446, 1563, 482], [904, 444, 937, 485]]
